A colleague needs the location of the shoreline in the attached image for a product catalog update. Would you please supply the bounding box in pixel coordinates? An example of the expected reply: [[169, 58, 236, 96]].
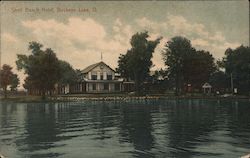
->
[[1, 94, 250, 103]]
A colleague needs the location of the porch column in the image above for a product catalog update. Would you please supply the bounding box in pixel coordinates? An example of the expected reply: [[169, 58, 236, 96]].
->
[[79, 82, 82, 92], [86, 83, 88, 92]]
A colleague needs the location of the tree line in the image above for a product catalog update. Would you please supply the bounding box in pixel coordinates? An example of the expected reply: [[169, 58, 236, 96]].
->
[[1, 31, 249, 98], [1, 42, 80, 98], [15, 42, 80, 98], [117, 32, 250, 96]]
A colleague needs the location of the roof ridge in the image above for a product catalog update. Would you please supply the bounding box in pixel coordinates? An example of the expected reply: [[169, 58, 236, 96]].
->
[[81, 61, 114, 73]]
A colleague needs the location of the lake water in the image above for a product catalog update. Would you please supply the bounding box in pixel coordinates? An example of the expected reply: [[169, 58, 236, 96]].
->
[[0, 99, 250, 158]]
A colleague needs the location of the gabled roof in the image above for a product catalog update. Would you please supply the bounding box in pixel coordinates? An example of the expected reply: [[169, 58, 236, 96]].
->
[[81, 61, 115, 73], [202, 82, 212, 88]]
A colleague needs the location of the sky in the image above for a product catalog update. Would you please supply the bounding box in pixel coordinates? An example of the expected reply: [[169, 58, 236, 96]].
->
[[1, 1, 249, 89]]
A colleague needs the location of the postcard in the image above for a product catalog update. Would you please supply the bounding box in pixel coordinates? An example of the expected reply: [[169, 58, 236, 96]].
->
[[0, 1, 249, 158]]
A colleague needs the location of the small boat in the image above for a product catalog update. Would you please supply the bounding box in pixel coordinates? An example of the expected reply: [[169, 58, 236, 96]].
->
[[241, 154, 250, 158]]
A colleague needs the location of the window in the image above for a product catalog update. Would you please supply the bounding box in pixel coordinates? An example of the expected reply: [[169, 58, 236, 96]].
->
[[91, 75, 97, 80], [103, 72, 107, 80], [91, 71, 97, 80], [92, 84, 96, 90], [104, 83, 109, 90], [100, 73, 103, 80], [107, 75, 112, 80]]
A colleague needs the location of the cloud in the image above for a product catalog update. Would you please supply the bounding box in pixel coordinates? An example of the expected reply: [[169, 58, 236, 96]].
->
[[213, 41, 240, 53], [167, 15, 209, 38], [1, 33, 27, 90], [1, 33, 22, 65], [136, 17, 168, 34], [21, 17, 134, 70], [192, 38, 210, 47], [151, 37, 168, 70], [112, 18, 133, 47], [22, 17, 107, 48], [209, 31, 225, 43], [2, 33, 19, 43], [135, 14, 241, 60]]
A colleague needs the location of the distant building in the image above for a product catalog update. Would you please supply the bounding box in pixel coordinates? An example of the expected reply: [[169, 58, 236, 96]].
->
[[59, 61, 127, 94], [202, 82, 212, 94]]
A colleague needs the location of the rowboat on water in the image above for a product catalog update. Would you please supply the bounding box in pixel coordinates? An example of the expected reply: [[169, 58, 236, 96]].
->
[[241, 154, 250, 158]]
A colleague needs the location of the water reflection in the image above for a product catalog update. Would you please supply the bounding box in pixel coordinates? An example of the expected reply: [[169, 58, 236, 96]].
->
[[16, 103, 66, 158], [118, 103, 156, 158], [0, 99, 250, 158], [164, 100, 220, 157]]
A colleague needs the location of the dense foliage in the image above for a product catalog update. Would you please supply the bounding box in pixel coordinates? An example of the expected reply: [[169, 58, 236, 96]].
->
[[0, 64, 19, 98], [16, 42, 77, 97], [162, 36, 216, 95], [209, 70, 229, 92], [117, 31, 162, 94], [220, 45, 250, 94]]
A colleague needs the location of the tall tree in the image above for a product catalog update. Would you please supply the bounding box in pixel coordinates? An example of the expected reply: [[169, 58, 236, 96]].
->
[[162, 36, 195, 95], [117, 31, 161, 94], [0, 64, 19, 98], [16, 42, 61, 98], [221, 45, 250, 94], [163, 36, 216, 94], [184, 50, 216, 89]]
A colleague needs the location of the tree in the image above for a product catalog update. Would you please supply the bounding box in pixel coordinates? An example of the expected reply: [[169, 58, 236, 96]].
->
[[162, 36, 216, 95], [116, 54, 130, 80], [10, 74, 20, 91], [58, 61, 78, 86], [209, 70, 229, 93], [221, 45, 250, 94], [151, 69, 167, 82], [0, 64, 19, 98], [162, 36, 195, 95], [184, 50, 216, 90], [117, 31, 162, 94], [16, 42, 61, 98]]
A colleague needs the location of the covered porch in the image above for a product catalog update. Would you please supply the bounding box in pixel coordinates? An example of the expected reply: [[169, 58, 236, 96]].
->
[[85, 80, 123, 93]]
